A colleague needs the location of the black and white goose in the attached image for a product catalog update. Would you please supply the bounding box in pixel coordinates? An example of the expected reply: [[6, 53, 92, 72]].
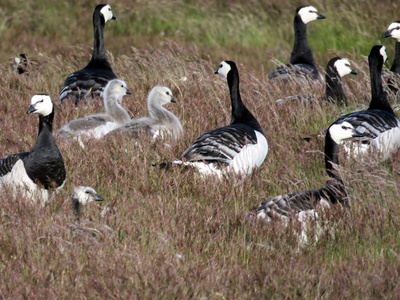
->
[[382, 21, 400, 95], [268, 6, 325, 81], [108, 86, 183, 139], [59, 4, 117, 105], [71, 186, 104, 224], [329, 45, 400, 160], [276, 57, 357, 105], [0, 95, 66, 203], [58, 79, 132, 147], [253, 121, 364, 222], [167, 61, 268, 177]]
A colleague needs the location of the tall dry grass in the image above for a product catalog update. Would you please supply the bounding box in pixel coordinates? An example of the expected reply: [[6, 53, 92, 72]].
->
[[0, 0, 400, 298]]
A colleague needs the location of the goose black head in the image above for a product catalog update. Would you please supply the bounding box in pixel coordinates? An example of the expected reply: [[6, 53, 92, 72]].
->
[[96, 4, 116, 23], [369, 45, 388, 69], [26, 94, 53, 116], [330, 57, 357, 78], [296, 6, 325, 24], [215, 60, 236, 79], [382, 21, 400, 42], [328, 121, 365, 144]]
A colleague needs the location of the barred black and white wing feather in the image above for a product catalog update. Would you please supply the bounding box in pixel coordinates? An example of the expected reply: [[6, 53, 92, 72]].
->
[[0, 152, 29, 177]]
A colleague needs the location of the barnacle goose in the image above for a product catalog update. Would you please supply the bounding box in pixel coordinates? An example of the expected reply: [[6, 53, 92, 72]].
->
[[57, 79, 132, 147], [108, 86, 183, 139], [382, 21, 400, 95], [165, 61, 268, 178], [253, 121, 364, 222], [71, 186, 104, 223], [268, 6, 325, 81], [329, 45, 400, 160], [0, 95, 66, 203], [276, 57, 357, 105], [59, 4, 117, 105]]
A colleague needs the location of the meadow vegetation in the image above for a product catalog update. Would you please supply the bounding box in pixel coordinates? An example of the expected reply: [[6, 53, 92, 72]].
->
[[0, 0, 400, 298]]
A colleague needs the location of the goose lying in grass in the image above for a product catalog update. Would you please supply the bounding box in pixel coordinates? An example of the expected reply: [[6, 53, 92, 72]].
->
[[382, 21, 400, 96], [59, 4, 117, 105], [276, 57, 357, 105], [57, 79, 132, 148], [71, 186, 104, 224], [0, 95, 66, 204], [161, 61, 268, 178], [268, 6, 325, 81], [328, 45, 400, 160], [253, 121, 364, 223], [108, 86, 183, 139]]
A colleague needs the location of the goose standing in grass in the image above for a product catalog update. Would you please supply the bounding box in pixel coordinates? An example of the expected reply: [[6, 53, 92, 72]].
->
[[59, 4, 117, 105], [268, 6, 325, 81], [58, 79, 132, 147], [108, 86, 183, 139], [71, 186, 104, 224], [328, 45, 400, 160], [276, 57, 357, 105], [0, 95, 66, 203], [253, 121, 364, 222], [382, 21, 400, 95], [163, 61, 268, 178]]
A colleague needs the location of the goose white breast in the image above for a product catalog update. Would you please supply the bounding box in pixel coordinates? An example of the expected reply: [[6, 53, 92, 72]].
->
[[59, 4, 117, 105]]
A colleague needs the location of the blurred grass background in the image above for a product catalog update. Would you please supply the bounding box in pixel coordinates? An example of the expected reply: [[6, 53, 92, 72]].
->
[[0, 0, 400, 298]]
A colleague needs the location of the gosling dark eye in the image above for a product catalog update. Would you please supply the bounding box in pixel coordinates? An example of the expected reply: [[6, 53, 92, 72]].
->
[[166, 92, 170, 95], [85, 191, 90, 194], [121, 85, 124, 88]]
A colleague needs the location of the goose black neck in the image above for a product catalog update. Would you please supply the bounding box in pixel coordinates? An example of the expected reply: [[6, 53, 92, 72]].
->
[[227, 67, 264, 134], [289, 15, 315, 66], [391, 42, 400, 73], [88, 10, 110, 68], [368, 54, 394, 114], [325, 130, 341, 181], [38, 110, 54, 135], [325, 68, 346, 104]]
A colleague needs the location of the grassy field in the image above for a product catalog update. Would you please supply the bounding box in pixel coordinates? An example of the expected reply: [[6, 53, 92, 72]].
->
[[1, 0, 400, 298]]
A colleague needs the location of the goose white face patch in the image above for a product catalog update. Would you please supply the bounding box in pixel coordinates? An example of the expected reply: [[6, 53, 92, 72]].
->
[[329, 121, 359, 144], [298, 6, 320, 24], [73, 186, 103, 205], [387, 22, 400, 41], [334, 59, 354, 78], [29, 95, 53, 116], [101, 4, 115, 23], [379, 46, 388, 63], [216, 61, 231, 79]]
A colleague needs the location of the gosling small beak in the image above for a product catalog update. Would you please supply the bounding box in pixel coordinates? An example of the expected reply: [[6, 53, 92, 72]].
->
[[126, 89, 132, 95], [95, 194, 104, 202], [171, 98, 176, 103]]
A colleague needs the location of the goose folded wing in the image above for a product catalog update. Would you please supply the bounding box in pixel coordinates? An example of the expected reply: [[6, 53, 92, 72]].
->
[[61, 69, 117, 96], [336, 110, 400, 141], [182, 125, 258, 163], [0, 152, 30, 177], [269, 63, 318, 80]]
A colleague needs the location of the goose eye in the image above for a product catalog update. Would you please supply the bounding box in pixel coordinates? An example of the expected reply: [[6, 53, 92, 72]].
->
[[166, 91, 170, 95], [109, 8, 111, 11], [85, 191, 90, 194], [219, 64, 222, 68], [121, 85, 124, 88]]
